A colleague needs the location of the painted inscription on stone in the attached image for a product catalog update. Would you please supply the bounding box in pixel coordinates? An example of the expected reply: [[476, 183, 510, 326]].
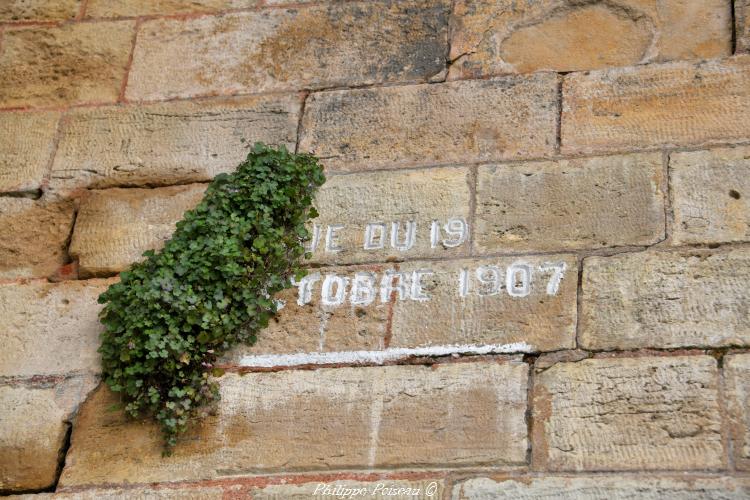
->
[[306, 217, 469, 255], [293, 261, 567, 307], [293, 217, 569, 308]]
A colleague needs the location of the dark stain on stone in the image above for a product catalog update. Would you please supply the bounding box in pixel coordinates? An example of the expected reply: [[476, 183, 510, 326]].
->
[[242, 0, 449, 89]]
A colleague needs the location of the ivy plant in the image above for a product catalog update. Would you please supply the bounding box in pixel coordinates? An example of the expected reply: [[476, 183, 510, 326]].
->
[[97, 143, 325, 453]]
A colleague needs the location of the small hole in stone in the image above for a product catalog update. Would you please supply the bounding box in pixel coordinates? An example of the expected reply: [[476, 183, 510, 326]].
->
[[729, 190, 741, 199], [708, 243, 720, 249], [61, 299, 70, 305]]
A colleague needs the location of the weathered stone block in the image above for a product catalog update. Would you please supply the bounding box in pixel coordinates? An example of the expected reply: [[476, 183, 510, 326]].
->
[[70, 184, 207, 277], [449, 0, 732, 79], [60, 361, 527, 486], [0, 279, 114, 378], [580, 248, 750, 350], [390, 256, 577, 352], [300, 74, 558, 172], [724, 354, 750, 470], [86, 0, 257, 18], [0, 0, 80, 22], [452, 476, 750, 499], [737, 0, 750, 53], [0, 198, 75, 279], [474, 153, 665, 253], [562, 56, 750, 154], [0, 386, 68, 492], [0, 111, 59, 193], [0, 22, 136, 108], [126, 0, 449, 101], [670, 146, 750, 245], [533, 355, 724, 471], [0, 377, 98, 492], [307, 166, 471, 265], [50, 95, 300, 193]]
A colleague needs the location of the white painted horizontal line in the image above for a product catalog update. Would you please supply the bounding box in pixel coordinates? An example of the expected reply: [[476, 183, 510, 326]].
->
[[238, 342, 533, 368]]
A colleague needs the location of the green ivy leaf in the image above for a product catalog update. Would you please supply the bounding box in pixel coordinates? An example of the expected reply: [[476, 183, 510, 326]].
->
[[97, 143, 325, 453]]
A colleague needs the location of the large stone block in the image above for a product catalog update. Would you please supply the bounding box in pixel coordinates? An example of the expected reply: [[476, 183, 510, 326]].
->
[[0, 198, 75, 279], [670, 146, 750, 245], [0, 279, 114, 378], [50, 95, 300, 193], [1, 386, 68, 492], [532, 355, 724, 471], [0, 21, 136, 108], [307, 166, 471, 265], [474, 153, 665, 253], [448, 0, 732, 79], [125, 0, 449, 101], [69, 184, 207, 277], [562, 56, 750, 154], [724, 354, 750, 470], [738, 0, 750, 52], [580, 248, 750, 350], [0, 0, 80, 22], [299, 74, 558, 172], [0, 111, 60, 193], [60, 361, 528, 486], [85, 0, 257, 18], [452, 476, 750, 499], [390, 256, 577, 353], [0, 377, 98, 492]]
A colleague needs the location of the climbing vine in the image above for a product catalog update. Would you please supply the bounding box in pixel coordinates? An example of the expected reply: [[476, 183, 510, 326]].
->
[[97, 143, 325, 453]]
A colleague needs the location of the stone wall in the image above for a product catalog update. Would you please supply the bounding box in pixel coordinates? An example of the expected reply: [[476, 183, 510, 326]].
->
[[1, 0, 750, 497]]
